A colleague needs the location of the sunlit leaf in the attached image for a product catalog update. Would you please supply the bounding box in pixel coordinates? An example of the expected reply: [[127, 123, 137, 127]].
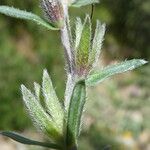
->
[[86, 59, 148, 86], [89, 21, 105, 67], [21, 85, 61, 141], [74, 17, 83, 49], [34, 82, 41, 101], [0, 6, 58, 30], [42, 69, 64, 130], [72, 0, 99, 7]]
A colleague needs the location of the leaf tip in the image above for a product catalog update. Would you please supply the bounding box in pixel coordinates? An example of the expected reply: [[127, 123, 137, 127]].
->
[[139, 59, 148, 65], [21, 84, 26, 92], [21, 84, 32, 99], [34, 82, 40, 88], [43, 69, 49, 77]]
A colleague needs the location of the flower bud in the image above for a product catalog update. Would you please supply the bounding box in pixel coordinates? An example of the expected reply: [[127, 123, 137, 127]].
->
[[74, 15, 92, 77], [73, 15, 105, 78], [41, 0, 64, 28]]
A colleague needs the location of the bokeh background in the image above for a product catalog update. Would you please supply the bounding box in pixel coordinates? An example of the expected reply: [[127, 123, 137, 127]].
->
[[0, 0, 149, 150]]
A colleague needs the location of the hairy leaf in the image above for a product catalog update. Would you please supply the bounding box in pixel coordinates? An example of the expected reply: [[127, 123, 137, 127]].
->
[[21, 85, 62, 141], [42, 69, 64, 130], [72, 0, 99, 7], [0, 131, 60, 149], [34, 82, 41, 101], [67, 81, 86, 147], [89, 21, 105, 67], [75, 15, 91, 70], [74, 17, 83, 49], [0, 6, 58, 30], [86, 59, 148, 86]]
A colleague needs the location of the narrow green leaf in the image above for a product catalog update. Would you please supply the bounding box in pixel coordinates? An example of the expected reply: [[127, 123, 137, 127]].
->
[[0, 6, 58, 30], [74, 17, 83, 49], [86, 59, 148, 86], [89, 21, 105, 67], [21, 85, 62, 142], [42, 69, 64, 130], [67, 81, 86, 147], [72, 0, 99, 7], [76, 15, 91, 68], [0, 131, 60, 149]]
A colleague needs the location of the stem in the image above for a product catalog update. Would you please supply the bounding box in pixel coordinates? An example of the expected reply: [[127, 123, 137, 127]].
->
[[60, 3, 75, 111], [64, 73, 75, 110], [60, 4, 74, 74], [60, 21, 72, 74], [70, 146, 77, 150], [60, 2, 77, 149]]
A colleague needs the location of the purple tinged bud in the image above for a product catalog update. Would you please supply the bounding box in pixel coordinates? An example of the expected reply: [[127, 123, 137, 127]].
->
[[74, 15, 92, 78], [73, 15, 106, 79], [41, 0, 64, 28]]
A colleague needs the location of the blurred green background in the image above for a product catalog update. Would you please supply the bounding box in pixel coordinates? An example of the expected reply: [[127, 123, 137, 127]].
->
[[0, 0, 149, 150]]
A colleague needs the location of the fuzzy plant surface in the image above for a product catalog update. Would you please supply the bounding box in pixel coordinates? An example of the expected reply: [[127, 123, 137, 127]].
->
[[0, 0, 148, 150]]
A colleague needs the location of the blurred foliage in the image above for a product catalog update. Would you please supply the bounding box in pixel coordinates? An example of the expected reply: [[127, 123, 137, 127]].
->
[[79, 124, 126, 150], [0, 0, 66, 130], [0, 0, 149, 149], [84, 67, 150, 149], [96, 0, 150, 59]]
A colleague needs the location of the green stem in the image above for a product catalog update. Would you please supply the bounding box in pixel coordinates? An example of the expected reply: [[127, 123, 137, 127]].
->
[[70, 146, 77, 150], [60, 3, 75, 111], [66, 81, 86, 149], [66, 144, 77, 150]]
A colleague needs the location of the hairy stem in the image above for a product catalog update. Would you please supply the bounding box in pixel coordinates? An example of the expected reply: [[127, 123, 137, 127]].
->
[[70, 146, 77, 150], [60, 2, 76, 112], [60, 4, 74, 74], [60, 2, 76, 149], [60, 22, 72, 73], [64, 74, 75, 110]]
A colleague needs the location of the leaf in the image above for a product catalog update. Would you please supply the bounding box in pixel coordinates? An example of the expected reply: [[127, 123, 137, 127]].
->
[[60, 17, 74, 74], [0, 131, 60, 149], [86, 59, 148, 86], [72, 0, 99, 7], [89, 20, 105, 67], [0, 6, 58, 30], [67, 81, 86, 147], [74, 17, 83, 49], [75, 15, 91, 68], [21, 85, 62, 142], [34, 82, 41, 101], [42, 69, 64, 130]]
